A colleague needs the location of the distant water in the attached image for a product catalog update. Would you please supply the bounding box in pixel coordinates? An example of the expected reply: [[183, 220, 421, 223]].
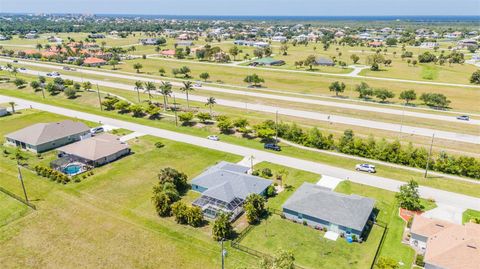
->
[[94, 14, 480, 22]]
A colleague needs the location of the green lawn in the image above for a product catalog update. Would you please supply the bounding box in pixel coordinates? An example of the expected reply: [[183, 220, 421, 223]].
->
[[240, 214, 383, 269], [335, 180, 435, 268], [0, 192, 31, 227], [462, 209, 480, 224]]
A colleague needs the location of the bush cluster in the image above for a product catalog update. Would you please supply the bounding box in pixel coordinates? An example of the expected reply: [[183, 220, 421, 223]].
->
[[34, 165, 71, 184]]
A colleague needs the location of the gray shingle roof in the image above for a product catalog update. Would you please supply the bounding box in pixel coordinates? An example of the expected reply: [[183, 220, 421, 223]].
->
[[191, 161, 271, 203], [282, 183, 375, 231], [5, 120, 90, 146]]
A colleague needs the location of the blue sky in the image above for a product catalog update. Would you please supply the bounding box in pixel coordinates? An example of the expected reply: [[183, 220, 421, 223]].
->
[[0, 0, 477, 16]]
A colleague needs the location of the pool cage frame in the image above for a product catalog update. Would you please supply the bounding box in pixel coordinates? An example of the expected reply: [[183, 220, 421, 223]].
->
[[50, 156, 91, 176], [192, 195, 245, 221]]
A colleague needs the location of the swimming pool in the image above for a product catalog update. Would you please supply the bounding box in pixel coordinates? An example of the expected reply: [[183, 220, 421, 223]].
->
[[63, 164, 82, 175]]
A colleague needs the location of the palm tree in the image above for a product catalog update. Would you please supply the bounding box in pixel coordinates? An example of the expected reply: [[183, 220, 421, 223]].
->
[[11, 67, 18, 77], [180, 81, 194, 109], [158, 81, 172, 111], [144, 81, 156, 101], [134, 81, 143, 103], [36, 43, 43, 51], [44, 44, 51, 50], [205, 97, 216, 115], [8, 102, 15, 114]]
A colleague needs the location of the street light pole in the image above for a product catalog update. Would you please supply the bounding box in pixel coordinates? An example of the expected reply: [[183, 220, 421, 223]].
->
[[96, 83, 103, 111], [424, 133, 435, 178], [399, 103, 406, 139], [173, 95, 178, 127], [275, 110, 279, 145]]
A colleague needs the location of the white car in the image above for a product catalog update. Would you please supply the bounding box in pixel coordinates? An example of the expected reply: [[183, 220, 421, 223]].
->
[[355, 164, 376, 173], [194, 83, 202, 87], [207, 135, 219, 141]]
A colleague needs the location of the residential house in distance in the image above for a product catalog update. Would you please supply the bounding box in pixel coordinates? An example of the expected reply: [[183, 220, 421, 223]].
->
[[420, 42, 440, 49], [25, 32, 38, 39], [233, 40, 270, 48], [175, 41, 194, 46], [315, 57, 335, 66], [139, 38, 161, 45], [191, 161, 272, 220], [251, 57, 285, 66], [271, 36, 287, 42], [282, 183, 375, 238], [55, 133, 130, 167], [409, 215, 480, 269], [88, 33, 105, 39], [5, 120, 90, 153], [83, 57, 106, 66]]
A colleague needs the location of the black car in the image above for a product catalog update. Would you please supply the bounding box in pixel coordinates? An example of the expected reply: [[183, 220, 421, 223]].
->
[[13, 60, 18, 63], [264, 143, 281, 151]]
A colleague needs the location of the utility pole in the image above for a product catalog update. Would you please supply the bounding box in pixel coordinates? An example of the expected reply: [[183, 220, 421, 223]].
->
[[38, 72, 45, 99], [274, 110, 279, 145], [96, 84, 103, 111], [424, 133, 435, 178], [249, 155, 254, 173], [399, 103, 406, 139], [17, 163, 29, 203], [221, 239, 226, 269], [173, 95, 178, 127]]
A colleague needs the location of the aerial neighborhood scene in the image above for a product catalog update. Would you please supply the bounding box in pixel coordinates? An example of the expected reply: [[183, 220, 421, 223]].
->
[[0, 0, 479, 268]]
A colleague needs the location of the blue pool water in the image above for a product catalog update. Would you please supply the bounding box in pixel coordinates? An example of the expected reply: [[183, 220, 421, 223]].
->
[[63, 164, 81, 175]]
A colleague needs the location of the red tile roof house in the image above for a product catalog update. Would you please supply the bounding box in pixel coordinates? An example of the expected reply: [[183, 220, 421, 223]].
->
[[83, 57, 107, 67], [368, 41, 384, 47], [409, 215, 480, 269], [159, 49, 175, 57]]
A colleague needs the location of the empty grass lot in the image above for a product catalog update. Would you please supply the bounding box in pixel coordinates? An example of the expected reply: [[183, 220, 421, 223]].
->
[[0, 192, 31, 227]]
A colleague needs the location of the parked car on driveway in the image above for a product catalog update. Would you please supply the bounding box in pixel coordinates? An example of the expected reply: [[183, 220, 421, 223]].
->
[[456, 115, 470, 121], [264, 143, 281, 151], [207, 135, 219, 141], [355, 164, 376, 173]]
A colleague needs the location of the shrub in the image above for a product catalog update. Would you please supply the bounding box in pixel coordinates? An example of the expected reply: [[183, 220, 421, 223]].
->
[[155, 141, 165, 148], [415, 254, 425, 267], [261, 168, 273, 178], [303, 220, 308, 226]]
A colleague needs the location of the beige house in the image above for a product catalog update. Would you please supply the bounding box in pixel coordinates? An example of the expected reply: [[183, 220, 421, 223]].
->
[[5, 120, 90, 153], [56, 133, 130, 167], [410, 215, 480, 269]]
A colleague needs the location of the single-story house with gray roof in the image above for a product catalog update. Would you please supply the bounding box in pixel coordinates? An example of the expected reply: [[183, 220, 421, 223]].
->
[[191, 161, 271, 220], [251, 57, 285, 66], [315, 57, 335, 66], [5, 120, 90, 153], [282, 183, 375, 238]]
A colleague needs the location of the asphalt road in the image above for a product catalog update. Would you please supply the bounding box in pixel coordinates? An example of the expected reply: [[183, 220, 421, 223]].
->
[[14, 65, 480, 145], [4, 58, 479, 124], [1, 95, 479, 212]]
